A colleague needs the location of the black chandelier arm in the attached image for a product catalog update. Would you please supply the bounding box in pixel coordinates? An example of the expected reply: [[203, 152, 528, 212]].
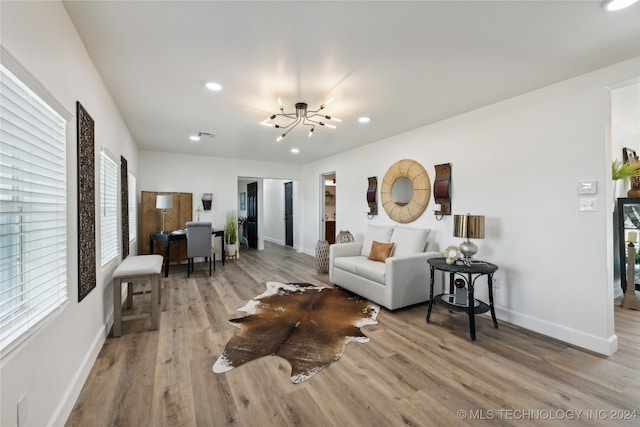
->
[[279, 122, 301, 139], [306, 104, 327, 114], [277, 119, 301, 130], [307, 113, 336, 121], [300, 118, 316, 128]]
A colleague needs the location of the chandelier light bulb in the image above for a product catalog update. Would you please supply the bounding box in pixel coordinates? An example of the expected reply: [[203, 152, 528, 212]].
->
[[308, 128, 315, 138], [276, 133, 285, 142]]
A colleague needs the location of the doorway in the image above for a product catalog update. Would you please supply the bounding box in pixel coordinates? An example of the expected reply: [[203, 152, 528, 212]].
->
[[285, 181, 293, 247], [247, 181, 258, 249], [322, 172, 336, 244], [610, 80, 640, 300]]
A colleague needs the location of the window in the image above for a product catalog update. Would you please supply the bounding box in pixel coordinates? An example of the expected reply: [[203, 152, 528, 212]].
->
[[0, 63, 68, 351], [100, 150, 118, 266], [128, 172, 137, 242]]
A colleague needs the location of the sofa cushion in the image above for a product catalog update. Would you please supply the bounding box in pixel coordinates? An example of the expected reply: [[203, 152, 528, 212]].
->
[[390, 226, 430, 256], [333, 256, 371, 274], [367, 241, 395, 262], [355, 260, 386, 284], [360, 225, 395, 257]]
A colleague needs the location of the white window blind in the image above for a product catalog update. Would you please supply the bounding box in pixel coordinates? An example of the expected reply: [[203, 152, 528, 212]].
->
[[100, 150, 118, 266], [128, 172, 137, 242], [0, 63, 68, 351]]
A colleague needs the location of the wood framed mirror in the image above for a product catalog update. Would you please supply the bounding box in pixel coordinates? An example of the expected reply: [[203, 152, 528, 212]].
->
[[380, 159, 431, 223]]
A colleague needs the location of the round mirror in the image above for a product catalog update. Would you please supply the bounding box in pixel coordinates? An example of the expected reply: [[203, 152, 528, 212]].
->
[[380, 159, 431, 223], [391, 176, 413, 206]]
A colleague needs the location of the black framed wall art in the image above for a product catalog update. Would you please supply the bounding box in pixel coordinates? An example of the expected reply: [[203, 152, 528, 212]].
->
[[121, 155, 129, 259], [77, 101, 96, 302]]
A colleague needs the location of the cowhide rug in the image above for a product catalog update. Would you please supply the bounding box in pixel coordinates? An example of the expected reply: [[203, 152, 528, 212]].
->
[[212, 282, 379, 383]]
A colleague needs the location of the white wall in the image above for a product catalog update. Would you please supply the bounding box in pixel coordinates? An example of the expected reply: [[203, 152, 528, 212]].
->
[[0, 2, 139, 426], [299, 58, 640, 356]]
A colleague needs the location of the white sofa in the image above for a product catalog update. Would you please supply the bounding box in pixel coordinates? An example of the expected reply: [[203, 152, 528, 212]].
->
[[329, 225, 442, 310]]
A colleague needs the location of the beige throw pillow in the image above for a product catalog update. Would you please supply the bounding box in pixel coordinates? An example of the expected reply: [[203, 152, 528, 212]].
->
[[367, 240, 395, 262]]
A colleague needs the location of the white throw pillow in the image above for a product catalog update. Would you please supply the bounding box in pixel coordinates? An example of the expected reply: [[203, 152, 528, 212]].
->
[[360, 225, 395, 257], [390, 227, 430, 256]]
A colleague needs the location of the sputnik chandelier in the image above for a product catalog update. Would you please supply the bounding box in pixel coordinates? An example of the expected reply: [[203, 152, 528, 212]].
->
[[261, 98, 341, 141]]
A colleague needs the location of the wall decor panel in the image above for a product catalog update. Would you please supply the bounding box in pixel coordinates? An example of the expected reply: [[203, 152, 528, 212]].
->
[[121, 155, 129, 259], [77, 101, 96, 302]]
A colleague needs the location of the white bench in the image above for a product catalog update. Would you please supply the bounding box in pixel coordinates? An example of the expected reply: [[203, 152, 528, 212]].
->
[[112, 255, 163, 337]]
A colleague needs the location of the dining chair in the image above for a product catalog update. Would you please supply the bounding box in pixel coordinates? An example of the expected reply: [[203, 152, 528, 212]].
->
[[186, 221, 215, 277]]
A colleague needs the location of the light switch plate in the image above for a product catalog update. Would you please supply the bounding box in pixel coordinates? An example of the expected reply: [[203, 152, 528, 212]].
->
[[579, 197, 598, 212], [577, 181, 597, 194]]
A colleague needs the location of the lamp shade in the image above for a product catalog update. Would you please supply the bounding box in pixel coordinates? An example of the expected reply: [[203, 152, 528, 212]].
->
[[453, 214, 485, 239], [156, 194, 173, 210]]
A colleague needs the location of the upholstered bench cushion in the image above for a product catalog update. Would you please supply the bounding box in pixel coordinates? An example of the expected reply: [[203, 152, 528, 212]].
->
[[113, 254, 163, 278]]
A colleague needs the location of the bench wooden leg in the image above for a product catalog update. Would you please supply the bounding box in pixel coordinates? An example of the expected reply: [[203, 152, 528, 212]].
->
[[150, 274, 160, 330], [126, 281, 133, 309], [113, 278, 123, 337]]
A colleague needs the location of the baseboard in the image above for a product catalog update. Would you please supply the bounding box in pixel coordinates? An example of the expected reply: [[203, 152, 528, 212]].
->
[[49, 315, 111, 426], [263, 236, 285, 246], [494, 306, 618, 356]]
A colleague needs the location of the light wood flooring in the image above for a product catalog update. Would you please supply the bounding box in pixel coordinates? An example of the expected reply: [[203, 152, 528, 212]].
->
[[66, 243, 639, 426]]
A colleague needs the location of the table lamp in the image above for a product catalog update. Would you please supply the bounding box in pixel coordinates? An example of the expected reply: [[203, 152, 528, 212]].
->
[[156, 194, 173, 233], [453, 213, 485, 265]]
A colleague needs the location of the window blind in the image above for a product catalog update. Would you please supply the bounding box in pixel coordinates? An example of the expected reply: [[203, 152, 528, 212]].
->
[[128, 172, 137, 242], [100, 150, 118, 266], [0, 64, 68, 351]]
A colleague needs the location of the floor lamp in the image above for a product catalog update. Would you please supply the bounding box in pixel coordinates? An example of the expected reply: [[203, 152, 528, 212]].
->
[[156, 194, 173, 234]]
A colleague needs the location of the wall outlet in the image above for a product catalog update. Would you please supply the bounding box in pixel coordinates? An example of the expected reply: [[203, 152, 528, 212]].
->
[[17, 393, 27, 427], [493, 277, 500, 290]]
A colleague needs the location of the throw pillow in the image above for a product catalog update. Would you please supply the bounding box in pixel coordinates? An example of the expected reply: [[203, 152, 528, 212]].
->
[[360, 225, 395, 257], [367, 241, 395, 262]]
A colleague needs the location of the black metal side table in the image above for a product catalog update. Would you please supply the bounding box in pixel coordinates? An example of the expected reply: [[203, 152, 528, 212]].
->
[[426, 257, 499, 341]]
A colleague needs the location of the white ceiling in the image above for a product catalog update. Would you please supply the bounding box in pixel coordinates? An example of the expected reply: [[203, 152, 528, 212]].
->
[[62, 1, 640, 165]]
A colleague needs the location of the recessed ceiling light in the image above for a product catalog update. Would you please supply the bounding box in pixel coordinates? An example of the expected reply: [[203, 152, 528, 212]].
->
[[358, 116, 371, 123], [291, 148, 300, 154], [605, 0, 639, 11], [205, 82, 222, 91], [189, 135, 201, 142]]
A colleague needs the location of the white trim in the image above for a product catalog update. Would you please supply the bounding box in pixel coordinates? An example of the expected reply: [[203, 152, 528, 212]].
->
[[493, 306, 618, 356], [0, 46, 72, 121]]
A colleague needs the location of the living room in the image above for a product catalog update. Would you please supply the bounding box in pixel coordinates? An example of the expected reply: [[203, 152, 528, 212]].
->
[[1, 1, 639, 426]]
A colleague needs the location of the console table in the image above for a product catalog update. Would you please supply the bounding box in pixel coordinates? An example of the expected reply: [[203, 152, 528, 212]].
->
[[426, 257, 498, 341], [150, 229, 225, 277]]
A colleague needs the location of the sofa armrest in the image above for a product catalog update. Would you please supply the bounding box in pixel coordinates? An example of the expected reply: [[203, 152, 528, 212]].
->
[[329, 242, 363, 283], [329, 241, 363, 260], [385, 251, 443, 306]]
